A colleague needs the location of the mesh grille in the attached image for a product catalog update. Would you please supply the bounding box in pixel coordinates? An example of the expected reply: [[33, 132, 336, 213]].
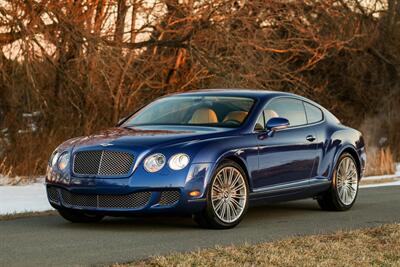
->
[[60, 189, 151, 209], [73, 150, 102, 175], [73, 150, 134, 176], [47, 187, 60, 204], [99, 151, 134, 176], [61, 190, 97, 208], [98, 192, 152, 208], [158, 191, 180, 206]]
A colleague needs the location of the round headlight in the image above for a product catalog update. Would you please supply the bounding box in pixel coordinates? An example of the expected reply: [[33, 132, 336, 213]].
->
[[51, 151, 59, 167], [144, 153, 166, 173], [57, 152, 70, 171], [169, 153, 190, 170]]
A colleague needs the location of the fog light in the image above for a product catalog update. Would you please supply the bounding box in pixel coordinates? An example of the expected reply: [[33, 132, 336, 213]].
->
[[189, 190, 201, 197]]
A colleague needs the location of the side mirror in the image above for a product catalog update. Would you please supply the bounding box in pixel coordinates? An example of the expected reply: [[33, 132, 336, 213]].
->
[[266, 117, 289, 134]]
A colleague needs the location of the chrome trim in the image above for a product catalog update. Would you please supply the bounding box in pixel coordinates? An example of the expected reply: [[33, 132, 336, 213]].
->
[[251, 179, 309, 195]]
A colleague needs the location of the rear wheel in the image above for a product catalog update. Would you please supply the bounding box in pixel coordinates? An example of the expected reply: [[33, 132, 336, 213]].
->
[[317, 153, 359, 211], [193, 160, 249, 229], [58, 209, 104, 223]]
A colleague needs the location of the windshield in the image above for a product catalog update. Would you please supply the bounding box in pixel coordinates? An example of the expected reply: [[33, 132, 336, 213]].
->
[[123, 96, 255, 128]]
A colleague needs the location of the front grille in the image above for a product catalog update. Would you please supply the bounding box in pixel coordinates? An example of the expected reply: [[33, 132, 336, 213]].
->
[[158, 191, 180, 206], [60, 189, 151, 209], [73, 150, 134, 176], [98, 192, 151, 208], [73, 151, 102, 175], [47, 187, 60, 204], [61, 190, 97, 208]]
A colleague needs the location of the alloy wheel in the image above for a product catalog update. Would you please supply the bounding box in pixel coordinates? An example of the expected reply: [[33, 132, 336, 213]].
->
[[211, 166, 247, 223], [336, 156, 358, 205]]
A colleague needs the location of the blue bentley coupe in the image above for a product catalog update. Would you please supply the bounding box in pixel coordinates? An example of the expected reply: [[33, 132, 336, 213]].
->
[[46, 90, 366, 228]]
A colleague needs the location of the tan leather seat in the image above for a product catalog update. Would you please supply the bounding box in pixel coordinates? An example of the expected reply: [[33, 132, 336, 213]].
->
[[223, 111, 248, 123], [190, 108, 218, 124], [264, 109, 279, 122]]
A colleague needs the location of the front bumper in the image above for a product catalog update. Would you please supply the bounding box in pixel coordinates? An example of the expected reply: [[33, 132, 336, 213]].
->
[[45, 163, 212, 215]]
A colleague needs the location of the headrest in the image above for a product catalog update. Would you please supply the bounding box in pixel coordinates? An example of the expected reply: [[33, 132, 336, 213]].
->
[[190, 108, 218, 124]]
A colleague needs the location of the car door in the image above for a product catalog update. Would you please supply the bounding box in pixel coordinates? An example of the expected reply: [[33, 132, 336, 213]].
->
[[303, 101, 325, 181], [253, 97, 318, 193]]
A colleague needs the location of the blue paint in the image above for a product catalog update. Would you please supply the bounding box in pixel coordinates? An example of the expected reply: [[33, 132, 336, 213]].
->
[[46, 89, 366, 216]]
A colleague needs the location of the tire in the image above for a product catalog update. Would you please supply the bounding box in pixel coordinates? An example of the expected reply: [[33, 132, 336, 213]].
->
[[317, 153, 359, 211], [193, 160, 249, 229], [57, 209, 104, 223]]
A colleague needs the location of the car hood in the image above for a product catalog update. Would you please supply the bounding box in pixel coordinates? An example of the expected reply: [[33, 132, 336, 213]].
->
[[63, 126, 235, 152]]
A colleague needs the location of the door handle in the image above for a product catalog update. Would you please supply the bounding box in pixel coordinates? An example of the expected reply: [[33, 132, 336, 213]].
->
[[306, 135, 316, 142]]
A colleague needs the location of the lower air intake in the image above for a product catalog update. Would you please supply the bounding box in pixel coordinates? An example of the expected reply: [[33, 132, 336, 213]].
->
[[47, 187, 60, 204], [158, 191, 180, 206], [60, 189, 151, 209]]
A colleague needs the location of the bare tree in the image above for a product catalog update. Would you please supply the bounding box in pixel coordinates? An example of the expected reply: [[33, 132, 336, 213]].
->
[[0, 0, 399, 176]]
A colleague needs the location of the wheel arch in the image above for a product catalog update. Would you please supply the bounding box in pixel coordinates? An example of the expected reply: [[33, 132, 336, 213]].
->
[[214, 154, 253, 190], [224, 156, 250, 178], [334, 146, 361, 180]]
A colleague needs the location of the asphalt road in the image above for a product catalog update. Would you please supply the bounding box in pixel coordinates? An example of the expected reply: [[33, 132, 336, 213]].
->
[[1, 186, 399, 267]]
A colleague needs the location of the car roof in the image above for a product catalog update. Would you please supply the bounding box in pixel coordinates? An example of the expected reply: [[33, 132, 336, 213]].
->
[[174, 89, 340, 126], [169, 89, 297, 100], [169, 89, 333, 118]]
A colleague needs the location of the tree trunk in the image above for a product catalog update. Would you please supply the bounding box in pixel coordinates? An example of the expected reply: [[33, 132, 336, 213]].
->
[[114, 0, 128, 43]]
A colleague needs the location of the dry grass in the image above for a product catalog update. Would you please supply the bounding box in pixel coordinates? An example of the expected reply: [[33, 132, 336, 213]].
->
[[0, 210, 56, 221], [115, 224, 400, 267], [365, 148, 396, 176], [0, 158, 13, 178]]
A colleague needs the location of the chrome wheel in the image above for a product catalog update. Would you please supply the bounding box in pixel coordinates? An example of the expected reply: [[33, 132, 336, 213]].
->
[[211, 166, 247, 223], [336, 156, 358, 205]]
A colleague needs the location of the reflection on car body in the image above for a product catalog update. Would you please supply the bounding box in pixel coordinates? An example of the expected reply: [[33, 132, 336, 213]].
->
[[46, 89, 366, 228]]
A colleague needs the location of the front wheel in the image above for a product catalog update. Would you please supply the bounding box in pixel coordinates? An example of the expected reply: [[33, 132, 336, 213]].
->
[[193, 160, 249, 229], [317, 153, 359, 211], [57, 209, 104, 223]]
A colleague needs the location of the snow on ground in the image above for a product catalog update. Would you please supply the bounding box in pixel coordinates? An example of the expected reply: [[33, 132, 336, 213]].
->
[[360, 179, 400, 188], [397, 163, 400, 176], [0, 163, 399, 215], [0, 183, 53, 215]]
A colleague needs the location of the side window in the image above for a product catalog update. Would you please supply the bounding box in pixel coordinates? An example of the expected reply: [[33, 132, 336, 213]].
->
[[304, 102, 323, 124], [254, 112, 265, 131], [265, 98, 307, 127]]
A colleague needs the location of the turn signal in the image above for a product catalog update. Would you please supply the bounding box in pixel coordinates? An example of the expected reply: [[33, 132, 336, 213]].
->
[[189, 191, 201, 197]]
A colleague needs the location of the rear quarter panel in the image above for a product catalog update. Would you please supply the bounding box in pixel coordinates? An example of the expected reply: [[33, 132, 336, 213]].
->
[[314, 121, 366, 182]]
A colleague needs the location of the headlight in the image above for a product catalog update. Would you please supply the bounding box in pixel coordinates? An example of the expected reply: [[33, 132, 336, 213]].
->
[[144, 153, 166, 173], [57, 152, 70, 171], [50, 151, 60, 167], [169, 153, 190, 170]]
